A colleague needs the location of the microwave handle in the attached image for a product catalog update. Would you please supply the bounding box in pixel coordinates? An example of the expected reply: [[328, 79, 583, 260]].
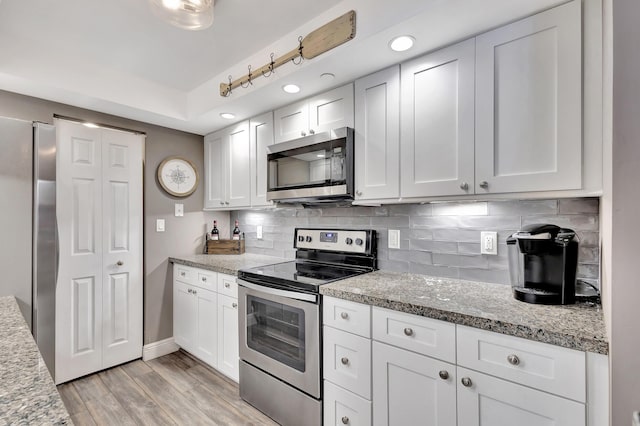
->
[[237, 279, 318, 303]]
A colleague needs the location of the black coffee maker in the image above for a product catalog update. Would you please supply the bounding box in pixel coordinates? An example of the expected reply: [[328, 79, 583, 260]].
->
[[506, 224, 579, 305]]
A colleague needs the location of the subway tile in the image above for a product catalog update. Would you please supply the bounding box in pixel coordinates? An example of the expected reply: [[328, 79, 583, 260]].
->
[[521, 215, 599, 231], [335, 217, 372, 226], [295, 208, 322, 217], [408, 204, 433, 216], [410, 239, 458, 253], [407, 228, 434, 240], [432, 201, 488, 216], [456, 215, 522, 230], [578, 263, 600, 279], [432, 229, 480, 243], [371, 216, 411, 228], [409, 263, 459, 279], [270, 208, 299, 217], [558, 198, 599, 214], [579, 246, 600, 264], [458, 242, 481, 255], [432, 253, 489, 269], [387, 204, 415, 216], [487, 199, 558, 216], [377, 259, 409, 273], [308, 216, 339, 225], [245, 239, 274, 249], [459, 268, 511, 285], [576, 231, 599, 246]]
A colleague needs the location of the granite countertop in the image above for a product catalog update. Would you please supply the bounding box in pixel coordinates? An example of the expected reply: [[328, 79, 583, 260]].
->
[[169, 253, 289, 275], [0, 296, 70, 424], [320, 271, 608, 355]]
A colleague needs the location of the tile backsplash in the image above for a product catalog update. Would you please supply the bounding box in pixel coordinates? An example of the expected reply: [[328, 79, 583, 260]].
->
[[232, 198, 600, 287]]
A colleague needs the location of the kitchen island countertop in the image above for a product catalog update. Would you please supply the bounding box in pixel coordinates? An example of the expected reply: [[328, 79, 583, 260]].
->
[[169, 253, 289, 275], [0, 296, 70, 424], [320, 271, 608, 354]]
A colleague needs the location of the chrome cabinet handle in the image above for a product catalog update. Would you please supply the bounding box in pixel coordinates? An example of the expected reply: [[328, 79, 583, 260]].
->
[[201, 277, 207, 282], [507, 354, 520, 366], [225, 201, 229, 205], [301, 131, 306, 137], [341, 416, 349, 424], [340, 357, 349, 365], [116, 260, 124, 266], [232, 302, 238, 308], [340, 312, 349, 320], [187, 288, 193, 294], [355, 190, 363, 196], [403, 327, 414, 336], [225, 283, 231, 288], [460, 182, 469, 190], [220, 201, 224, 205], [479, 181, 489, 189], [309, 129, 315, 135], [192, 290, 197, 295], [439, 370, 449, 380], [461, 377, 472, 387], [180, 272, 186, 277]]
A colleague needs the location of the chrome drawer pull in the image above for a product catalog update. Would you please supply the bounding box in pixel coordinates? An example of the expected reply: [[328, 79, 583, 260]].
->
[[225, 282, 231, 288], [180, 272, 186, 277], [187, 288, 192, 293], [192, 290, 197, 295], [439, 370, 449, 380], [403, 327, 414, 336], [341, 416, 349, 424], [201, 277, 207, 282], [461, 377, 472, 387], [507, 354, 520, 366], [232, 302, 238, 308], [340, 312, 349, 319], [340, 357, 349, 365]]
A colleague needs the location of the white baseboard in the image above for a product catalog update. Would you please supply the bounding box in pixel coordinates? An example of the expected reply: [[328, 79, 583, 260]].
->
[[142, 337, 180, 361]]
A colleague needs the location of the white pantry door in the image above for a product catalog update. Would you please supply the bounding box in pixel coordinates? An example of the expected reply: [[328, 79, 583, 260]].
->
[[55, 120, 143, 383]]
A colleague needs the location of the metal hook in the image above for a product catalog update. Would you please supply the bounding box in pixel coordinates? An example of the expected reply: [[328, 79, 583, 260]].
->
[[292, 36, 303, 65], [241, 65, 253, 88], [262, 53, 276, 77], [222, 75, 233, 97]]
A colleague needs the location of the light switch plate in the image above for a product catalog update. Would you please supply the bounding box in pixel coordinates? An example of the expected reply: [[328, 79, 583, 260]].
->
[[481, 231, 498, 255], [257, 225, 263, 239], [388, 229, 400, 249], [174, 203, 184, 217], [156, 219, 165, 232]]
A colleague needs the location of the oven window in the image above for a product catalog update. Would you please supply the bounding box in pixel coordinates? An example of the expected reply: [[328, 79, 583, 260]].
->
[[246, 295, 306, 372]]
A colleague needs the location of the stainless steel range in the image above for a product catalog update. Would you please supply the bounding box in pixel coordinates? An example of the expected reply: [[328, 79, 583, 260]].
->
[[237, 228, 377, 426]]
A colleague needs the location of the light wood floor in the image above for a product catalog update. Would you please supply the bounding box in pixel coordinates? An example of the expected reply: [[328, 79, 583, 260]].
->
[[57, 351, 279, 425]]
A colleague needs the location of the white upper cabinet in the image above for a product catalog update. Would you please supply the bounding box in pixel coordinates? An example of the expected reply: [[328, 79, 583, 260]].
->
[[249, 112, 274, 207], [401, 39, 475, 198], [204, 121, 251, 210], [354, 65, 400, 200], [274, 84, 354, 143], [475, 0, 582, 194]]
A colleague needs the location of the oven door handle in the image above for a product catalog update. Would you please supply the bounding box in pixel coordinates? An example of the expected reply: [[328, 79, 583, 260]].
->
[[237, 279, 318, 303]]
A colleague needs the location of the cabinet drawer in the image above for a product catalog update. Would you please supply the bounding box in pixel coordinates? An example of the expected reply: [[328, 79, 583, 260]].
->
[[196, 270, 217, 292], [217, 273, 238, 298], [324, 380, 371, 426], [323, 326, 371, 399], [456, 325, 586, 402], [323, 297, 371, 338], [174, 264, 196, 285], [372, 307, 456, 363]]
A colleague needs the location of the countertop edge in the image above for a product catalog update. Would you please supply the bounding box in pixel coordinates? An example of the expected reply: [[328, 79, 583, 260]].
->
[[320, 288, 609, 355], [169, 257, 238, 275]]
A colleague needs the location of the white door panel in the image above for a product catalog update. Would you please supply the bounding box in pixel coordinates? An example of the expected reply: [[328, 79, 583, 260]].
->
[[250, 112, 274, 207], [227, 121, 251, 208]]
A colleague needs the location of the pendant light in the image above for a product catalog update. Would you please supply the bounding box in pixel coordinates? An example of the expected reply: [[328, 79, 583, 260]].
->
[[149, 0, 214, 31]]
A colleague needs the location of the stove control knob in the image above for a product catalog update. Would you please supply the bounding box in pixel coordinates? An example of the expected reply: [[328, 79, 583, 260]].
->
[[298, 236, 304, 242], [355, 238, 364, 246], [305, 236, 312, 243], [345, 238, 353, 245]]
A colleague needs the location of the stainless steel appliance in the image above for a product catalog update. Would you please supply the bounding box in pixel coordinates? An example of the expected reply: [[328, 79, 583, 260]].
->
[[0, 117, 57, 376], [266, 127, 354, 203], [507, 223, 579, 305], [237, 228, 377, 426]]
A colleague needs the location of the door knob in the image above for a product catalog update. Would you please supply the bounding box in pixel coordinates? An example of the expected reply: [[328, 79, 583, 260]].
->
[[461, 377, 473, 387], [341, 357, 349, 365], [355, 190, 363, 196], [507, 354, 520, 365], [301, 131, 306, 137], [309, 129, 315, 135], [341, 416, 349, 424], [232, 302, 238, 308], [340, 312, 349, 319], [439, 370, 449, 380], [116, 260, 124, 266], [403, 327, 414, 336], [225, 283, 231, 288], [479, 181, 489, 189], [188, 288, 193, 294], [192, 290, 197, 295], [459, 182, 469, 190]]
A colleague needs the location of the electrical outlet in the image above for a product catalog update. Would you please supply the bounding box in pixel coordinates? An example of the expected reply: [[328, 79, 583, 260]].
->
[[257, 225, 263, 239], [388, 229, 400, 249], [481, 231, 498, 255], [174, 203, 184, 217], [156, 219, 165, 232]]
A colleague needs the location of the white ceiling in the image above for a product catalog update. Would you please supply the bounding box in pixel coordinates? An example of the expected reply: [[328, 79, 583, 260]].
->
[[0, 0, 566, 135]]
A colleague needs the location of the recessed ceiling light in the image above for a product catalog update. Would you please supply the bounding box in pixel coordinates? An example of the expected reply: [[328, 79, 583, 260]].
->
[[283, 84, 301, 94], [320, 73, 335, 81], [389, 35, 415, 52], [83, 122, 99, 129], [220, 113, 235, 120]]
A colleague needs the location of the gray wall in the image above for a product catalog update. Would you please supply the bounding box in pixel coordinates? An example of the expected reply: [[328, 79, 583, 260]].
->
[[0, 89, 228, 345], [233, 198, 600, 287], [611, 0, 640, 422]]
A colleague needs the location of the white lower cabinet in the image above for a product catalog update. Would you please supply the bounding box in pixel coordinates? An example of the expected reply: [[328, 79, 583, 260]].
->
[[173, 266, 239, 382], [457, 367, 585, 426], [372, 341, 456, 426], [324, 380, 372, 426]]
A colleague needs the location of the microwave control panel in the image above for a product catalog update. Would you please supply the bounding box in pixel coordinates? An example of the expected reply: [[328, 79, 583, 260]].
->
[[294, 228, 372, 254]]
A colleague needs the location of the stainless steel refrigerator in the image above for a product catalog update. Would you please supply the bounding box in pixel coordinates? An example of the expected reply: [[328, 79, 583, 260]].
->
[[0, 116, 56, 377]]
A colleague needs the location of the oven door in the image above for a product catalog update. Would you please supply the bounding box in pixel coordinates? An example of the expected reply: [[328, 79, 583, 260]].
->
[[238, 279, 320, 398]]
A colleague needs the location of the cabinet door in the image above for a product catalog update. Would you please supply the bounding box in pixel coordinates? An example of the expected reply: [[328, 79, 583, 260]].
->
[[324, 380, 371, 426], [372, 341, 456, 426], [204, 130, 226, 209], [194, 287, 217, 367], [173, 281, 197, 353], [475, 0, 581, 193], [457, 367, 585, 426], [401, 39, 475, 198], [354, 66, 400, 200], [274, 99, 309, 143], [217, 294, 239, 382], [250, 112, 274, 207], [308, 84, 354, 135], [226, 121, 251, 208]]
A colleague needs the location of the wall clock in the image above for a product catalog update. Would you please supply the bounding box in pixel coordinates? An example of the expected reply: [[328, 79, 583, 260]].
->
[[157, 156, 199, 197]]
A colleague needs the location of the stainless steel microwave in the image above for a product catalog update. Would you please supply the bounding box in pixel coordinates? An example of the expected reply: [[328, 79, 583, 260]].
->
[[266, 127, 354, 203]]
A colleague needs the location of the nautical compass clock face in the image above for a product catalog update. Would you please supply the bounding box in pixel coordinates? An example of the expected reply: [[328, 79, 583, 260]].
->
[[157, 156, 198, 197]]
